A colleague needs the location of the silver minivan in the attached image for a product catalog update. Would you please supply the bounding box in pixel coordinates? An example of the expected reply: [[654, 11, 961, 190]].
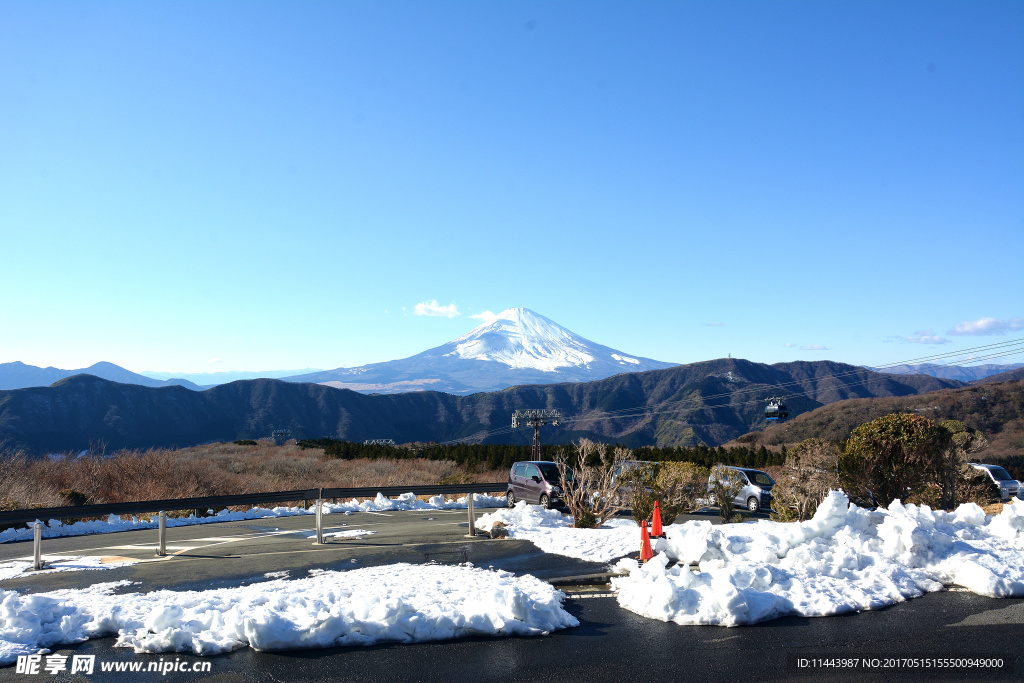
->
[[968, 463, 1020, 501], [506, 461, 569, 509], [708, 465, 774, 513]]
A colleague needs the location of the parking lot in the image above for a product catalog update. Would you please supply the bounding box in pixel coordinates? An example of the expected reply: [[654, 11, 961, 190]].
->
[[0, 507, 1021, 682]]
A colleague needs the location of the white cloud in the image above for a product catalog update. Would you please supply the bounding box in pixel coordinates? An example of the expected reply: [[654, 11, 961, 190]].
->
[[799, 345, 830, 351], [948, 317, 1024, 336], [413, 300, 460, 318], [891, 331, 950, 345], [784, 343, 798, 348], [208, 358, 223, 364], [470, 310, 499, 325]]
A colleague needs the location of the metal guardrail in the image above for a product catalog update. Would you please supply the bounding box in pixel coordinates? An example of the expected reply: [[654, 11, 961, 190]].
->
[[0, 482, 507, 526]]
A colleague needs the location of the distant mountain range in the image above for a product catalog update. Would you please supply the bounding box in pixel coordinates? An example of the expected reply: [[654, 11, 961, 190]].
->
[[0, 358, 962, 455], [0, 308, 676, 395], [284, 308, 679, 394], [874, 363, 1023, 383], [0, 361, 202, 391], [141, 369, 324, 386], [5, 309, 1018, 397]]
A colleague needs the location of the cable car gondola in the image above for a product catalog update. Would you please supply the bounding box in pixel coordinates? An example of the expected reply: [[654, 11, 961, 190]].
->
[[765, 398, 788, 423]]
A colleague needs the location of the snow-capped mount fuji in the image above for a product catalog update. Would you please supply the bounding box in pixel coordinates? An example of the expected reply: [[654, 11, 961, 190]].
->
[[285, 308, 678, 394]]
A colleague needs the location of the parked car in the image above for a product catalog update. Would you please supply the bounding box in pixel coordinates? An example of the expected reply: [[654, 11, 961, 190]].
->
[[968, 463, 1020, 502], [708, 465, 774, 513], [506, 461, 571, 509]]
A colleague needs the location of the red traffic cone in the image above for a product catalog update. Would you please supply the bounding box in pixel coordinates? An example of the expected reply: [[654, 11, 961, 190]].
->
[[651, 501, 665, 538], [639, 522, 654, 563]]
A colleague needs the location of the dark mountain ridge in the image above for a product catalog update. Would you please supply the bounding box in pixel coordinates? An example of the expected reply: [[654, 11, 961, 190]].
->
[[0, 359, 960, 455]]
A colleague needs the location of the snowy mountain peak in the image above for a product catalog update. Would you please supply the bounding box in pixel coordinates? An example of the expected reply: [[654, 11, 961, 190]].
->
[[445, 308, 600, 372], [285, 307, 677, 393]]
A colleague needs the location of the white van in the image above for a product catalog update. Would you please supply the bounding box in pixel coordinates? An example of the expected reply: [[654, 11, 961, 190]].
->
[[968, 463, 1020, 501], [708, 465, 774, 513]]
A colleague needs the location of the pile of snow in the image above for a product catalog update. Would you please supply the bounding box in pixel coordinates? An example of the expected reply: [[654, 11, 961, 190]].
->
[[476, 502, 639, 563], [305, 529, 376, 540], [612, 492, 1024, 626], [326, 492, 506, 514], [0, 493, 505, 544], [0, 557, 137, 582], [0, 563, 576, 665]]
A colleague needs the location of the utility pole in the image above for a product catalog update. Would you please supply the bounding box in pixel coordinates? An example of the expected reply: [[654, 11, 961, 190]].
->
[[512, 409, 561, 460]]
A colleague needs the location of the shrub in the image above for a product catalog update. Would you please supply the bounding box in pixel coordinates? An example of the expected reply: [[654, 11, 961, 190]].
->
[[935, 420, 988, 509], [654, 461, 711, 522], [839, 413, 947, 507], [708, 466, 745, 523], [59, 489, 90, 507], [769, 438, 840, 522]]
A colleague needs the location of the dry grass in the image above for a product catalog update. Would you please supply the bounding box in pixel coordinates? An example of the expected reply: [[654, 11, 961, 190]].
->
[[0, 441, 505, 508], [982, 502, 1007, 515]]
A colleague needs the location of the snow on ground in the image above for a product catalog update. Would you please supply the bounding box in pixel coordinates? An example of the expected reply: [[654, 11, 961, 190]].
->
[[612, 492, 1024, 626], [0, 493, 505, 545], [305, 529, 376, 540], [0, 563, 577, 665], [476, 502, 640, 563], [0, 556, 137, 582]]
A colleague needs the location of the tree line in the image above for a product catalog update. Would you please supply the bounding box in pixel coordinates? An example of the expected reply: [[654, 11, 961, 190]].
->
[[297, 437, 786, 472]]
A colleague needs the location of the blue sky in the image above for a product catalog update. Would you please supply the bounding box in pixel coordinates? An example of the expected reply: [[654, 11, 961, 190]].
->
[[2, 1, 1022, 375]]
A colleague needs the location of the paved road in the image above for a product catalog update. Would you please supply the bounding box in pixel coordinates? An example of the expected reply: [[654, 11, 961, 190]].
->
[[0, 507, 611, 594], [1, 508, 1020, 682]]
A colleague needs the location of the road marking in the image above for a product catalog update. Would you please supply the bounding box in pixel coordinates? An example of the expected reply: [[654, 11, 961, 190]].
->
[[362, 512, 393, 517], [107, 545, 202, 551]]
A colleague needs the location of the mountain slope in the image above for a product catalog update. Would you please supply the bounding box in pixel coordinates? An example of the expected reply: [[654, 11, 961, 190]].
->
[[0, 361, 202, 391], [0, 359, 960, 454], [973, 367, 1024, 385], [285, 308, 678, 394], [876, 363, 1024, 383], [733, 378, 1024, 463]]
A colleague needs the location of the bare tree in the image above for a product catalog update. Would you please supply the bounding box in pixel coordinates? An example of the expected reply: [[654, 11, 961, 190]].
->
[[554, 439, 631, 529]]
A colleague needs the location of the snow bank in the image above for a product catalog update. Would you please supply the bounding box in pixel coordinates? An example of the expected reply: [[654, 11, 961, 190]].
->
[[476, 502, 639, 563], [0, 556, 137, 582], [0, 493, 505, 544], [0, 563, 576, 665], [612, 492, 1024, 626]]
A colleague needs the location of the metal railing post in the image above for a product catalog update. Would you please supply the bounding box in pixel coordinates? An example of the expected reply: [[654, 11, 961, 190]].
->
[[33, 522, 42, 570], [315, 499, 324, 544], [157, 511, 166, 556], [465, 493, 476, 537]]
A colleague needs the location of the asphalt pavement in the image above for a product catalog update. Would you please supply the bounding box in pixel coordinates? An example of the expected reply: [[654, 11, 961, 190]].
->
[[0, 507, 1020, 682]]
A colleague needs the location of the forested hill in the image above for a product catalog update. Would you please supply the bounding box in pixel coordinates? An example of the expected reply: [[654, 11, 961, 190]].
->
[[0, 359, 959, 455], [974, 367, 1024, 385], [736, 378, 1024, 462]]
